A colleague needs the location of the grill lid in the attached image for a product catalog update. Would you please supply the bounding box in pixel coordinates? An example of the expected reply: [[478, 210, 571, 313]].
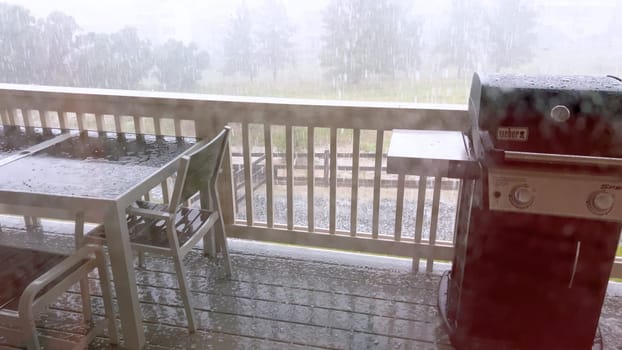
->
[[469, 73, 622, 160]]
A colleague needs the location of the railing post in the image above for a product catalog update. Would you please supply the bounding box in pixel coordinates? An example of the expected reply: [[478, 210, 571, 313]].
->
[[323, 149, 330, 186]]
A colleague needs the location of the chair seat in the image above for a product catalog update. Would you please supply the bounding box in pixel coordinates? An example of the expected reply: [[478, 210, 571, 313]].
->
[[89, 201, 219, 249], [0, 247, 68, 311]]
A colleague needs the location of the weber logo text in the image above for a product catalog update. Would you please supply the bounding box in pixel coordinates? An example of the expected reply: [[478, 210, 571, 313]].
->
[[497, 127, 528, 141]]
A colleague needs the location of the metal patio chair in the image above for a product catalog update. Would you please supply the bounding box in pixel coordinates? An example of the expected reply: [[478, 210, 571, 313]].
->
[[85, 126, 232, 333], [0, 244, 118, 350]]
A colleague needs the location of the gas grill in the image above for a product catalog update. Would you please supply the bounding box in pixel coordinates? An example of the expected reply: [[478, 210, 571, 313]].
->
[[387, 73, 622, 349]]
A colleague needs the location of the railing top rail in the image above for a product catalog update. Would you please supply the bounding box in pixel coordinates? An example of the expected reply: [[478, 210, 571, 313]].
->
[[0, 83, 470, 132], [0, 83, 466, 111]]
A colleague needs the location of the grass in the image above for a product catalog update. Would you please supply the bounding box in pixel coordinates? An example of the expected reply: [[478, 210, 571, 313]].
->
[[202, 76, 471, 104]]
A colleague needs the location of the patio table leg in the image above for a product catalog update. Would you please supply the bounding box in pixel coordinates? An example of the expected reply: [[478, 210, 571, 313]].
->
[[105, 204, 145, 350]]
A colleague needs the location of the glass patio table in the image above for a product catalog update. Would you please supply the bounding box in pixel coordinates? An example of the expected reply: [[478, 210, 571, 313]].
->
[[0, 131, 201, 349], [0, 126, 65, 166]]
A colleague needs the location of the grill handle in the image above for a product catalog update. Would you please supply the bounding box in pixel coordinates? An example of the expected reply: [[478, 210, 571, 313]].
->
[[504, 150, 622, 167]]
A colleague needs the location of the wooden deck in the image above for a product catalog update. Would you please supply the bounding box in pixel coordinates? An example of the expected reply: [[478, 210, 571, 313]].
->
[[0, 218, 621, 350]]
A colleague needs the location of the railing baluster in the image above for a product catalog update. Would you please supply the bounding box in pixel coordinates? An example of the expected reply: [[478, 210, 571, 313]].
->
[[329, 127, 337, 233], [95, 114, 104, 133], [0, 109, 8, 125], [23, 110, 32, 128], [59, 111, 68, 130], [395, 174, 406, 241], [77, 113, 86, 132], [264, 124, 274, 228], [372, 129, 384, 238], [413, 176, 427, 272], [242, 122, 253, 225], [134, 116, 142, 134], [114, 115, 122, 133], [286, 125, 294, 230], [427, 176, 442, 273], [154, 118, 162, 136], [174, 118, 182, 137], [8, 109, 18, 126], [350, 128, 360, 236], [307, 127, 315, 232], [38, 110, 48, 131]]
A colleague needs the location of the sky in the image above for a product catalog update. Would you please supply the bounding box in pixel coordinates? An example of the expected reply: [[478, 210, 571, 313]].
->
[[5, 0, 617, 42], [4, 0, 330, 43]]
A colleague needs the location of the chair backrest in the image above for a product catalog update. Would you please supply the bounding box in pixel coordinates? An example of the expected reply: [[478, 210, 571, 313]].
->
[[168, 126, 231, 211]]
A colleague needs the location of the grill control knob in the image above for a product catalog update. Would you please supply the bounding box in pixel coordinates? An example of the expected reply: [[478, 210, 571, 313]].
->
[[509, 185, 534, 208], [550, 105, 571, 122], [587, 191, 614, 215]]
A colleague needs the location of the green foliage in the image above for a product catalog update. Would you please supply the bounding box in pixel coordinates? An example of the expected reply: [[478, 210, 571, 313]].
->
[[254, 0, 295, 81], [320, 0, 422, 86], [0, 1, 541, 100], [35, 12, 79, 85], [436, 0, 538, 76], [223, 2, 256, 80], [72, 27, 153, 89], [0, 4, 39, 83], [434, 0, 484, 77], [0, 4, 202, 91], [485, 0, 537, 71], [223, 0, 295, 82], [153, 39, 209, 92]]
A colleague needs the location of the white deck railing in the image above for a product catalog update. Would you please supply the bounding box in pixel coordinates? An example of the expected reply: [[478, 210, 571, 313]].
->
[[1, 83, 620, 277]]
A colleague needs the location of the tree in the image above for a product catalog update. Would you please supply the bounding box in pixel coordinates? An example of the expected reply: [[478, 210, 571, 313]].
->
[[223, 2, 256, 81], [254, 0, 295, 81], [485, 0, 537, 71], [72, 27, 153, 89], [434, 0, 486, 77], [394, 18, 422, 81], [0, 4, 39, 83], [35, 12, 80, 85], [153, 39, 209, 92], [320, 0, 421, 86]]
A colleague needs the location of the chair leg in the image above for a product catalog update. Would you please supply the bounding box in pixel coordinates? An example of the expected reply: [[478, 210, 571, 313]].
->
[[96, 250, 119, 345], [74, 212, 85, 249], [21, 317, 40, 350], [172, 254, 197, 333], [73, 212, 94, 324], [203, 228, 216, 258], [80, 278, 93, 323], [215, 217, 232, 276]]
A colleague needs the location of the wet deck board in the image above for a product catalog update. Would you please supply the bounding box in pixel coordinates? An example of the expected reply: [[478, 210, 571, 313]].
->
[[0, 218, 621, 349]]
